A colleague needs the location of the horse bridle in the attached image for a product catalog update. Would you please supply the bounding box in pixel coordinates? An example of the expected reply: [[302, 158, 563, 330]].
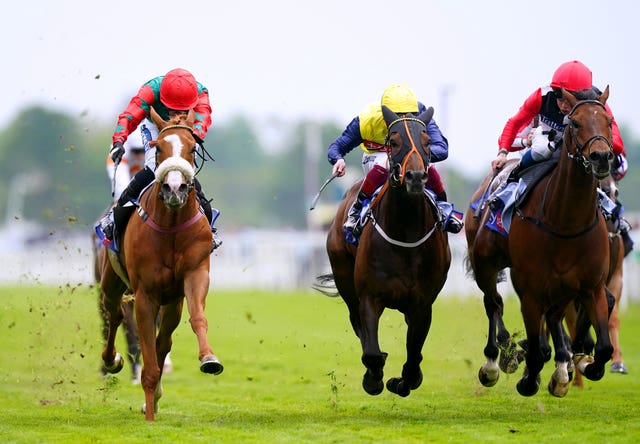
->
[[156, 124, 197, 193], [565, 99, 613, 174], [384, 116, 430, 186]]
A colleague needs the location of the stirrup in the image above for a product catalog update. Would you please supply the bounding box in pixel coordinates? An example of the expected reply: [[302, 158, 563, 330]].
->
[[212, 228, 223, 250]]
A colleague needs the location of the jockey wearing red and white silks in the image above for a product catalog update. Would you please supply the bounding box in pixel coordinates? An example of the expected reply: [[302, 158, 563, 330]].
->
[[493, 60, 627, 181]]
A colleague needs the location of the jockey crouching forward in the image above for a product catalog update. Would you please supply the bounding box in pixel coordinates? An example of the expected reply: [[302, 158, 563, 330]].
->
[[97, 68, 222, 250], [327, 84, 463, 240], [490, 60, 632, 252]]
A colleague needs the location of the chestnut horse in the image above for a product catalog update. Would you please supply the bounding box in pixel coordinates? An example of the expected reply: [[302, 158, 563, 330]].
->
[[99, 109, 222, 421], [465, 87, 614, 397], [322, 105, 451, 397]]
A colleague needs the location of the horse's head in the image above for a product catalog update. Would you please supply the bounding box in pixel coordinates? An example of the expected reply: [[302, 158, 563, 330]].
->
[[381, 105, 434, 195], [561, 86, 614, 180], [149, 108, 197, 209]]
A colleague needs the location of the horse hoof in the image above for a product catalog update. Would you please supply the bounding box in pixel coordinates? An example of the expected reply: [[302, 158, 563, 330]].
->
[[386, 378, 411, 397], [103, 353, 124, 374], [547, 378, 569, 398], [516, 373, 541, 397], [478, 365, 499, 387], [362, 379, 384, 396], [610, 362, 628, 374], [200, 355, 224, 375]]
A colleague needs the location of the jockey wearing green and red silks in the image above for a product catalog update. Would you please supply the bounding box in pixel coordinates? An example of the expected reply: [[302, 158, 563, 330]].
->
[[112, 75, 212, 146]]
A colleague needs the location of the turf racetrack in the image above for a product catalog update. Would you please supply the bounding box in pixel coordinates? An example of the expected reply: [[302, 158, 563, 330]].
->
[[1, 285, 639, 443]]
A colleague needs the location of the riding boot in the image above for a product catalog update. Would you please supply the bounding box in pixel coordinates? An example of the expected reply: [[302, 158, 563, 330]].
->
[[619, 218, 634, 257], [194, 178, 222, 250], [344, 190, 368, 237], [99, 166, 155, 242], [435, 190, 464, 234]]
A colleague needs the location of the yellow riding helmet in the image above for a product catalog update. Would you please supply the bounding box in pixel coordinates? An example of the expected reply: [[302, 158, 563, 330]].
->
[[380, 85, 419, 114]]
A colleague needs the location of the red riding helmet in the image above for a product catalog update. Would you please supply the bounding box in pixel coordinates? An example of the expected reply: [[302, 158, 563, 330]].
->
[[550, 60, 592, 92], [160, 68, 199, 110]]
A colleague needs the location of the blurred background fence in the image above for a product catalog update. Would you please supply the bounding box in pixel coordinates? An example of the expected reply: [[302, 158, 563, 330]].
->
[[1, 227, 638, 308]]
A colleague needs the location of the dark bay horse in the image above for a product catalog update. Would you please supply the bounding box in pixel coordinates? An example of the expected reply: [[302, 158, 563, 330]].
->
[[322, 105, 451, 397], [465, 87, 614, 397], [99, 108, 222, 421]]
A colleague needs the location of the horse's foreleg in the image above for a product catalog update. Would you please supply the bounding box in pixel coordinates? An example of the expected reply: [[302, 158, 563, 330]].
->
[[386, 307, 432, 397], [184, 272, 223, 375], [578, 288, 613, 381], [135, 293, 161, 421], [516, 296, 544, 397], [359, 295, 385, 395], [545, 311, 572, 398], [607, 262, 627, 373]]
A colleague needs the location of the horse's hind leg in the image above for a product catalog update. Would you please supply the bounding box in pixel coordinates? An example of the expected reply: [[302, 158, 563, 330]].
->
[[100, 271, 126, 374], [359, 295, 386, 395], [386, 307, 432, 397], [121, 297, 141, 382]]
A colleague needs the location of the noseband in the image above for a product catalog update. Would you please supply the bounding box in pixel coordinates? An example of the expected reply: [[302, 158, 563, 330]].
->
[[384, 117, 429, 186], [565, 100, 613, 173]]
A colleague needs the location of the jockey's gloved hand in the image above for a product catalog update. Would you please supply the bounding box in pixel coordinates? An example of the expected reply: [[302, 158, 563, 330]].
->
[[613, 153, 628, 181], [531, 127, 555, 161], [110, 142, 125, 163]]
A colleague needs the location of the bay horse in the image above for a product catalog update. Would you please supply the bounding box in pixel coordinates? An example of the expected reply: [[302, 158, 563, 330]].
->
[[465, 87, 614, 397], [322, 105, 451, 397], [99, 108, 222, 421]]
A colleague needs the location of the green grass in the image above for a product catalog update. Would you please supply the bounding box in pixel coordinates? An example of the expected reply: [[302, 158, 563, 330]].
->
[[1, 285, 639, 443]]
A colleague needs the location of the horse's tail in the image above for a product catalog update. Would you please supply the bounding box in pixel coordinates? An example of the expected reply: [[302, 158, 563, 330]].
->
[[464, 253, 507, 283], [312, 273, 339, 297]]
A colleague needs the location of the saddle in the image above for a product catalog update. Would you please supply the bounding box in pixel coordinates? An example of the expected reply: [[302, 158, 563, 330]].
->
[[471, 158, 559, 236]]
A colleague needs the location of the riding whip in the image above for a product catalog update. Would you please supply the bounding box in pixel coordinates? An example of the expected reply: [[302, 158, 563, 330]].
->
[[111, 157, 121, 198], [309, 172, 339, 210]]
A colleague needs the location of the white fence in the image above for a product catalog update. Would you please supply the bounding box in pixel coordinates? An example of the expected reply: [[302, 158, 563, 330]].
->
[[0, 228, 638, 307]]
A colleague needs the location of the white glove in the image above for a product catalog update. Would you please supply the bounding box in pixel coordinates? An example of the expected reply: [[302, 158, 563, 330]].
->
[[530, 126, 555, 161]]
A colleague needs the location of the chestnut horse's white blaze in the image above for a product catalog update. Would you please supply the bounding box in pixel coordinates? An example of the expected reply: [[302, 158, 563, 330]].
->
[[154, 133, 195, 193]]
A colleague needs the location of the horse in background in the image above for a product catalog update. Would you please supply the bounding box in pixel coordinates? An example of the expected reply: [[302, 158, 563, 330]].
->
[[99, 108, 222, 421], [92, 229, 141, 383], [320, 105, 451, 397], [465, 87, 614, 397], [567, 171, 628, 387]]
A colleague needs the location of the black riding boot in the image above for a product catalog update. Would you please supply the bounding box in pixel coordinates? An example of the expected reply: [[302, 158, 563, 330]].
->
[[435, 190, 463, 234], [344, 190, 368, 237], [194, 178, 222, 250], [100, 167, 155, 241]]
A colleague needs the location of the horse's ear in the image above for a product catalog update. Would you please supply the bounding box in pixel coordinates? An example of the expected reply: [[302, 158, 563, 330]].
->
[[419, 107, 434, 126], [382, 105, 398, 127], [598, 85, 610, 105], [186, 108, 196, 127], [149, 107, 167, 129], [561, 88, 578, 107]]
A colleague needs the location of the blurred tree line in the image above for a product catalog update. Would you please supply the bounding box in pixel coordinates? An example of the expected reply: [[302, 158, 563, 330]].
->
[[0, 105, 637, 233]]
